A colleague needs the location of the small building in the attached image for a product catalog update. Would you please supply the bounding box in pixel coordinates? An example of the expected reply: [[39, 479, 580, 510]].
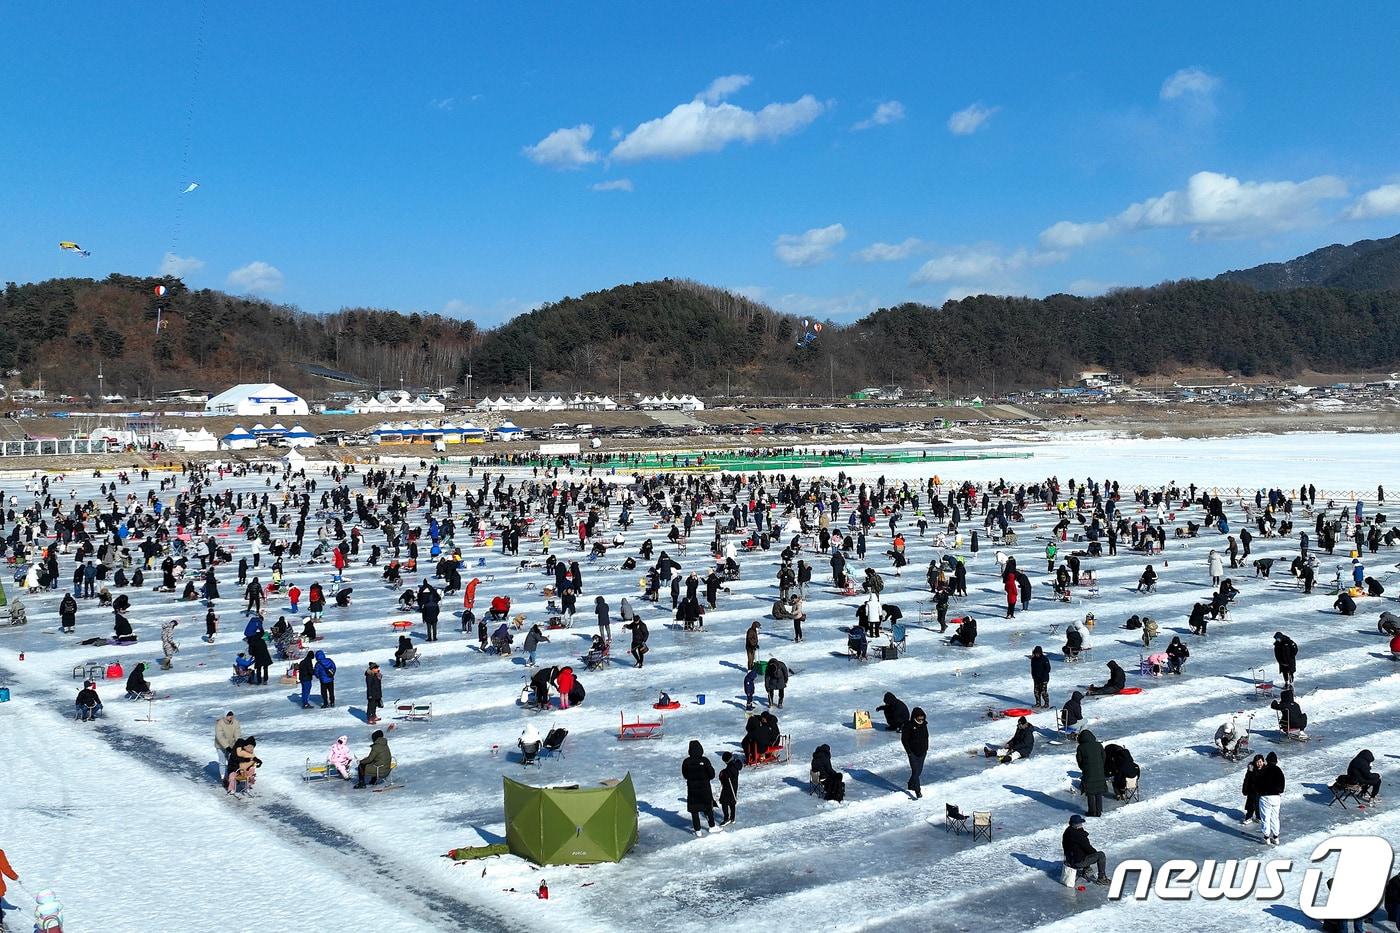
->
[[205, 383, 309, 417]]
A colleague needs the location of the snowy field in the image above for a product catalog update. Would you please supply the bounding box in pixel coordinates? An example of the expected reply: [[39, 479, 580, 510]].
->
[[2, 430, 1399, 933]]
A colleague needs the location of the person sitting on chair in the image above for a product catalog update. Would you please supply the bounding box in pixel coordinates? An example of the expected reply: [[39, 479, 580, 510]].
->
[[75, 680, 103, 721], [1063, 620, 1087, 659], [1086, 660, 1125, 696], [1062, 815, 1111, 885], [847, 625, 869, 660], [327, 735, 353, 779], [354, 729, 392, 787], [1135, 565, 1157, 592], [1188, 602, 1210, 635], [232, 653, 255, 685], [393, 635, 418, 668], [125, 662, 154, 699], [1061, 691, 1085, 731], [1165, 636, 1190, 674], [949, 616, 978, 647], [1271, 687, 1308, 735], [1346, 749, 1381, 800], [517, 723, 542, 766]]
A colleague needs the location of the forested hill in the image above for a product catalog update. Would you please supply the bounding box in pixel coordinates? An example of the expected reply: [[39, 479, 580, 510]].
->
[[1218, 233, 1400, 291], [7, 249, 1400, 399]]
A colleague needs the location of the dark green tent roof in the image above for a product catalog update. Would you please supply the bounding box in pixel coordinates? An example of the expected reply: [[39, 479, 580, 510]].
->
[[503, 773, 638, 865]]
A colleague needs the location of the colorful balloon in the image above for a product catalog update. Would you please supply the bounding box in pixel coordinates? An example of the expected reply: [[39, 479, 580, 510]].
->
[[154, 285, 168, 297]]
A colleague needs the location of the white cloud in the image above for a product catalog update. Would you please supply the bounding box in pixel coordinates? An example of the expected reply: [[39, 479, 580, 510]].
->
[[523, 123, 600, 168], [1160, 67, 1221, 101], [854, 238, 927, 262], [698, 74, 753, 105], [947, 102, 998, 136], [611, 80, 825, 161], [591, 178, 634, 192], [912, 247, 1062, 285], [226, 261, 284, 294], [774, 223, 847, 267], [429, 97, 455, 111], [1344, 183, 1400, 220], [1039, 220, 1114, 251], [853, 100, 905, 131], [914, 248, 1014, 284], [1040, 170, 1349, 249], [159, 252, 205, 278]]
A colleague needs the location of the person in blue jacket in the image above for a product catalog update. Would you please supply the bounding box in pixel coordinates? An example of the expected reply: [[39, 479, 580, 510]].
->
[[314, 650, 337, 708], [243, 615, 265, 640]]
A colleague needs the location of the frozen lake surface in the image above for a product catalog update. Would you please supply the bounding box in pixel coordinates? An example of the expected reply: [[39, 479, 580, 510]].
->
[[1, 430, 1397, 932]]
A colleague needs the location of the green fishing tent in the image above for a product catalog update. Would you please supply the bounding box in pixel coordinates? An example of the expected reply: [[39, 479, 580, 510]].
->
[[503, 773, 638, 865]]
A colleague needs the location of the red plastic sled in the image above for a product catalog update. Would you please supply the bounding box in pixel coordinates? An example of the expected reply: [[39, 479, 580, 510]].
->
[[1003, 707, 1035, 718], [1118, 687, 1143, 695], [653, 701, 681, 710]]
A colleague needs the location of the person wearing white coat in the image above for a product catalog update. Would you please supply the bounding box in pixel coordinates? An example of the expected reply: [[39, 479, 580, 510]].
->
[[1208, 550, 1223, 588]]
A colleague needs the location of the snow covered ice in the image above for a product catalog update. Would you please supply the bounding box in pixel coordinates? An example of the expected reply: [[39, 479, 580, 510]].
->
[[1, 431, 1398, 933]]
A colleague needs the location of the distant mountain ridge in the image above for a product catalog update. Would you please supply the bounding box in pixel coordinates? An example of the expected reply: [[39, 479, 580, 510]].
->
[[6, 231, 1400, 398], [1218, 233, 1400, 290]]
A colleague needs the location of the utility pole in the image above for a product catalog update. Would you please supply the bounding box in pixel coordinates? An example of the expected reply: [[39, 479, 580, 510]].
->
[[829, 357, 835, 400]]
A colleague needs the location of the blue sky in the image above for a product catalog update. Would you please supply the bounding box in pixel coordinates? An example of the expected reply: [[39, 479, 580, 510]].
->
[[4, 2, 1400, 325]]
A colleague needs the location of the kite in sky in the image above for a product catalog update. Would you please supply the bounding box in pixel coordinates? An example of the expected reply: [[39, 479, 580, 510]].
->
[[58, 241, 90, 257], [181, 182, 200, 194]]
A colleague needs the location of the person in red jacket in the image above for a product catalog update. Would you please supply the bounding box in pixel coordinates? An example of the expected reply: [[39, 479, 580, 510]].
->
[[555, 666, 576, 709], [1004, 571, 1019, 619], [287, 584, 302, 613], [0, 847, 18, 928]]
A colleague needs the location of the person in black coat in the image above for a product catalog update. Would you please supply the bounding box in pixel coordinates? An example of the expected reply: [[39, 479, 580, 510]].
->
[[113, 610, 136, 643], [1241, 754, 1265, 823], [625, 617, 649, 667], [1086, 660, 1125, 696], [364, 662, 383, 724], [876, 692, 909, 731], [243, 619, 272, 682], [1271, 687, 1308, 734], [1346, 749, 1381, 799], [1188, 602, 1209, 635], [1334, 591, 1357, 615], [1103, 743, 1139, 798], [901, 707, 929, 799], [810, 743, 844, 801], [1165, 636, 1189, 675], [1272, 632, 1298, 687], [949, 616, 977, 647], [682, 740, 717, 833], [59, 592, 77, 633], [420, 586, 440, 642], [991, 716, 1034, 763], [718, 751, 743, 825], [529, 666, 557, 709], [1062, 815, 1110, 884], [125, 662, 152, 698], [1061, 690, 1084, 730], [1030, 645, 1051, 708]]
